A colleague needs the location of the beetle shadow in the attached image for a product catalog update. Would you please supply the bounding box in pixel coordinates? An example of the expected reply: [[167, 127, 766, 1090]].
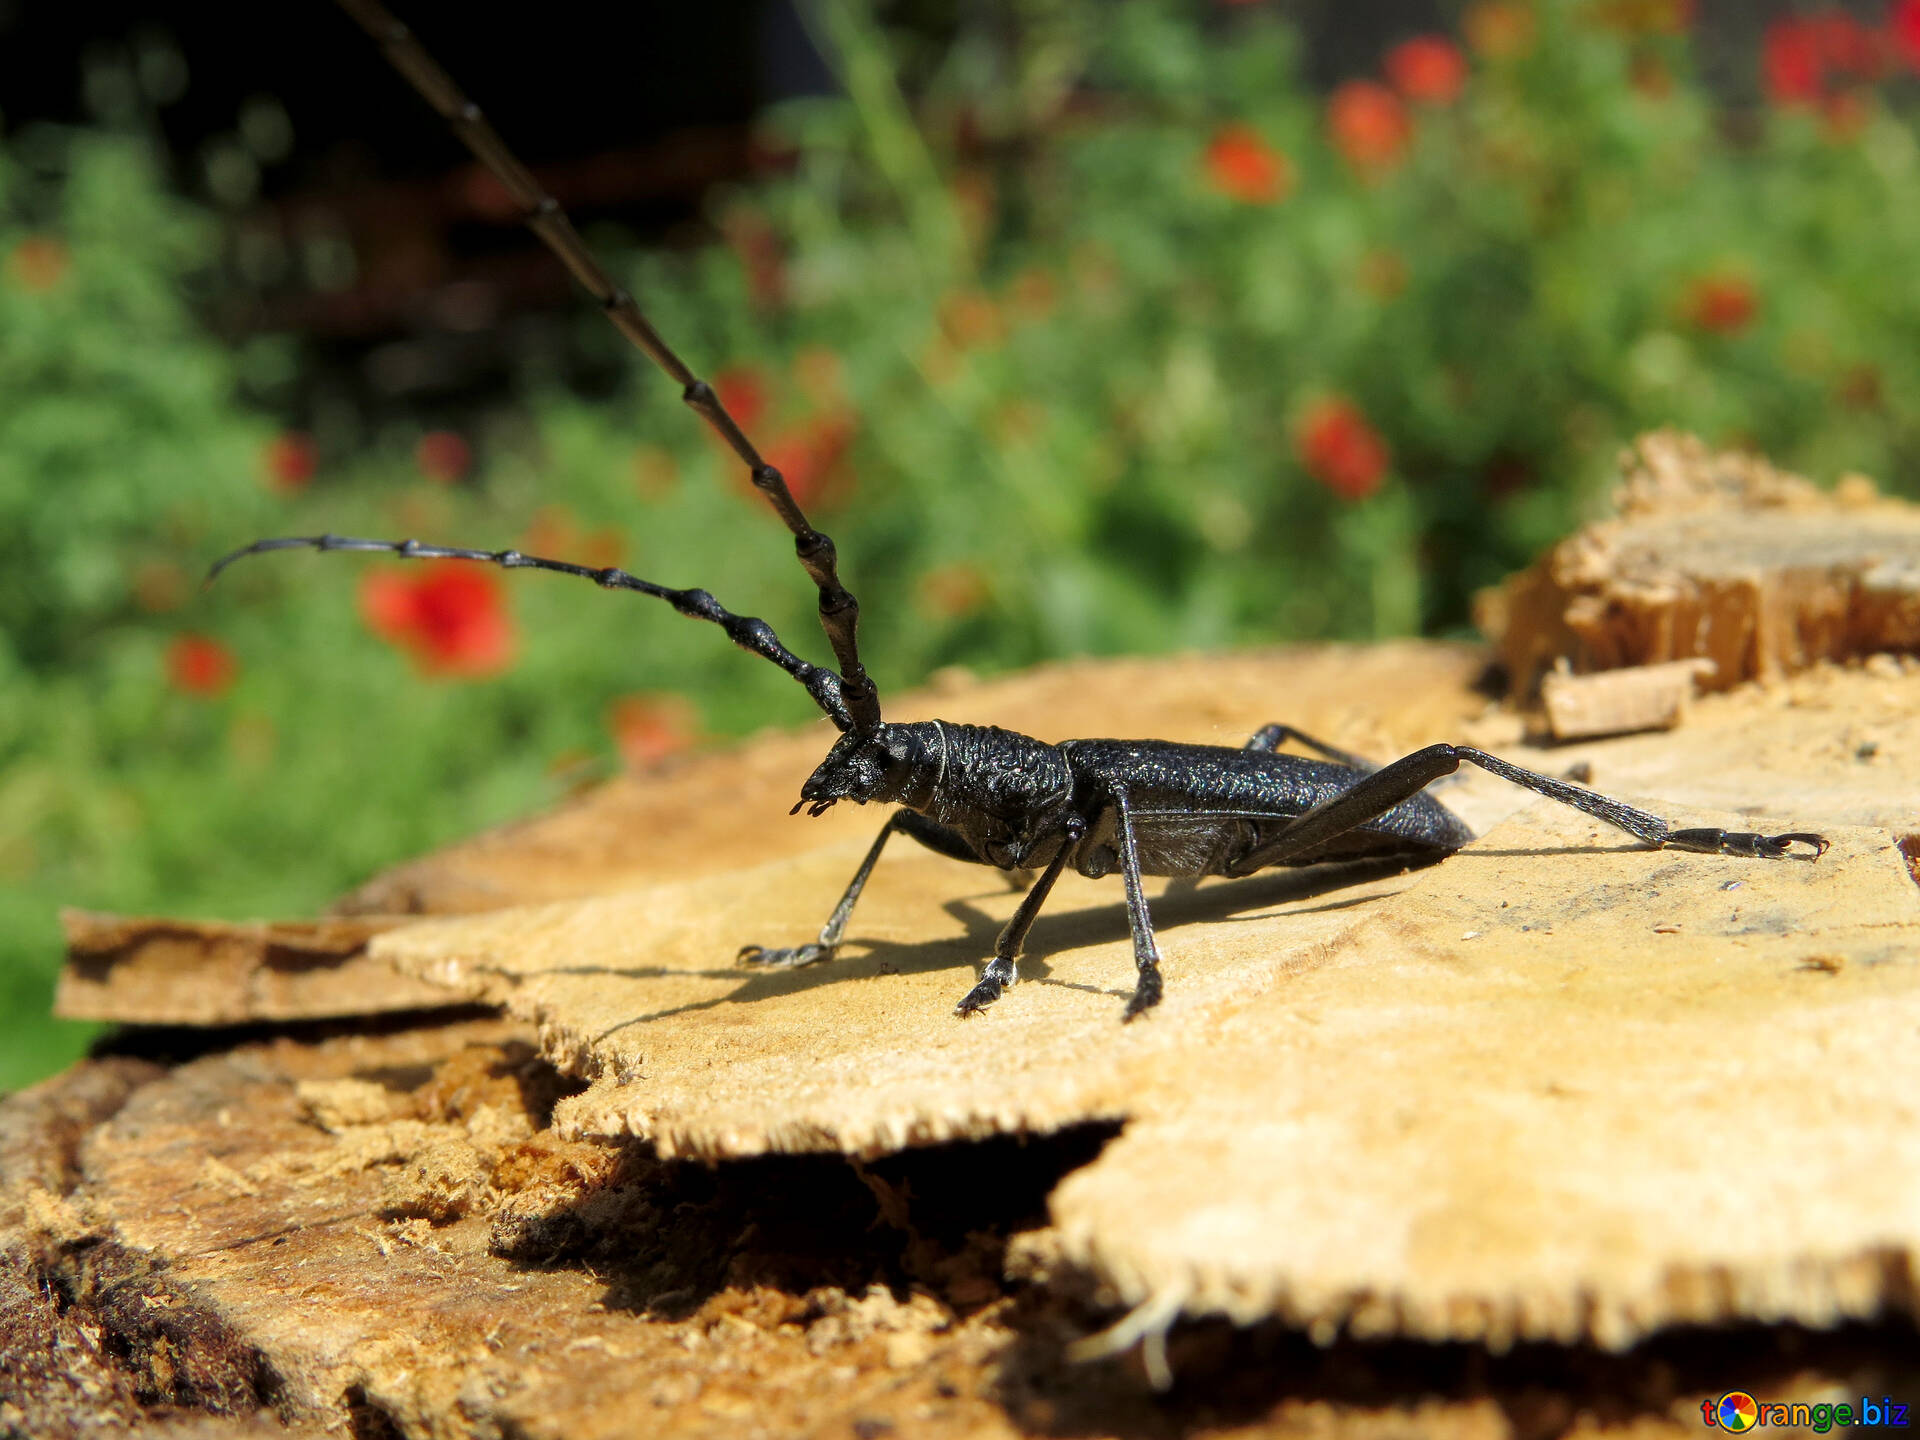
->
[[520, 836, 1688, 1041], [563, 857, 1440, 1041]]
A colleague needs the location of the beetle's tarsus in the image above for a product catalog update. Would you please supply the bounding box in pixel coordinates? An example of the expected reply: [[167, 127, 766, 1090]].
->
[[1663, 827, 1830, 860], [954, 986, 998, 1017], [1123, 968, 1164, 1021], [737, 942, 835, 969]]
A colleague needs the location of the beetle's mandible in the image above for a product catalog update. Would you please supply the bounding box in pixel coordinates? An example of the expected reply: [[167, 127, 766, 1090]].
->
[[210, 0, 1829, 1021]]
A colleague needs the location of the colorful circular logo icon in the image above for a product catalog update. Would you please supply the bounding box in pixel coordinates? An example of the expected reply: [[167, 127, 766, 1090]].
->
[[1715, 1392, 1760, 1433]]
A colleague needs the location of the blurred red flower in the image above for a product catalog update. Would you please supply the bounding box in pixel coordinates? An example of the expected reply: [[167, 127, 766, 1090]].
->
[[1296, 397, 1390, 501], [8, 235, 69, 292], [1764, 18, 1823, 104], [1328, 81, 1413, 173], [1385, 37, 1468, 105], [632, 444, 680, 500], [1463, 1, 1535, 58], [415, 430, 472, 485], [939, 290, 1007, 351], [1685, 274, 1758, 333], [1586, 0, 1694, 34], [917, 562, 991, 619], [522, 505, 629, 572], [1203, 125, 1294, 203], [721, 207, 786, 310], [359, 562, 514, 677], [1764, 11, 1888, 114], [1812, 11, 1885, 77], [167, 634, 237, 697], [608, 692, 698, 769], [1896, 0, 1920, 69], [714, 365, 771, 434], [1822, 88, 1871, 139], [262, 432, 317, 494], [763, 413, 858, 509]]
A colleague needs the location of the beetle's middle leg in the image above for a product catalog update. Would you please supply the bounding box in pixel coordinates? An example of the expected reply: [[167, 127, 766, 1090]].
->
[[955, 817, 1085, 1017], [1244, 723, 1376, 772]]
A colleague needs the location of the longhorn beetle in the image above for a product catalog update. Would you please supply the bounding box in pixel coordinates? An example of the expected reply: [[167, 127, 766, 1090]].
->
[[211, 0, 1829, 1021]]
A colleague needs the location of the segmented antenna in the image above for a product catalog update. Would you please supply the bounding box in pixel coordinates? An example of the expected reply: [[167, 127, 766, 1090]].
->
[[330, 0, 882, 734], [208, 534, 853, 724]]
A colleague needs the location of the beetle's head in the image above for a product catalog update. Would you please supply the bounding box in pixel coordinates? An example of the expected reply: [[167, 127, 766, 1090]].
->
[[796, 721, 944, 816]]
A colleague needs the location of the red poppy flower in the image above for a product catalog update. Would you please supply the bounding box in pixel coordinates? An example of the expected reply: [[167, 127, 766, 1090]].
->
[[1685, 274, 1758, 333], [1812, 11, 1884, 79], [1385, 37, 1468, 105], [1296, 397, 1390, 501], [415, 430, 472, 485], [1763, 17, 1824, 104], [1896, 0, 1920, 70], [359, 562, 514, 677], [167, 634, 238, 697], [1203, 125, 1295, 204], [1328, 81, 1413, 173], [608, 692, 698, 769], [263, 432, 318, 494]]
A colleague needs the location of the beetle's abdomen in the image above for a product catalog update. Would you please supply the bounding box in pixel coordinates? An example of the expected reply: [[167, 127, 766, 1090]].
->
[[1060, 739, 1473, 876]]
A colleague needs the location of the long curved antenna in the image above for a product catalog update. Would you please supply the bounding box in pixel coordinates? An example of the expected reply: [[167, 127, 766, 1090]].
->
[[207, 535, 853, 728], [330, 0, 882, 734]]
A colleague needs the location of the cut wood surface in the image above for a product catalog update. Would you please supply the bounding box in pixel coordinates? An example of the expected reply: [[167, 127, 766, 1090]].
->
[[22, 635, 1920, 1435], [367, 661, 1920, 1347], [1479, 430, 1920, 699]]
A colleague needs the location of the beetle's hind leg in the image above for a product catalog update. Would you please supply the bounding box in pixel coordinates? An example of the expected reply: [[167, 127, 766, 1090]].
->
[[1230, 743, 1828, 873]]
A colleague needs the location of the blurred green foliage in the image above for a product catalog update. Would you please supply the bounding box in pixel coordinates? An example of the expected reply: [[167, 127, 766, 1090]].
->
[[6, 0, 1920, 1090]]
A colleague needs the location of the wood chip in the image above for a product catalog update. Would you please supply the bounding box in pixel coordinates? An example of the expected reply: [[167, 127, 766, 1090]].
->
[[1541, 658, 1716, 739], [1478, 430, 1920, 699]]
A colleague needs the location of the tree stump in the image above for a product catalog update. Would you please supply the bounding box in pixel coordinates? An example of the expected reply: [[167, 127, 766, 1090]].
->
[[10, 438, 1920, 1439]]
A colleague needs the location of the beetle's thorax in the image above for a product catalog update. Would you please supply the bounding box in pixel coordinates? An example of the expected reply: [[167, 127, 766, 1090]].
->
[[797, 720, 1073, 827]]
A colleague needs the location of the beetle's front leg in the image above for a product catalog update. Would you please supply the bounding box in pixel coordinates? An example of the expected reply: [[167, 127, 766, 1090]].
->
[[955, 818, 1085, 1016], [738, 813, 909, 969]]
